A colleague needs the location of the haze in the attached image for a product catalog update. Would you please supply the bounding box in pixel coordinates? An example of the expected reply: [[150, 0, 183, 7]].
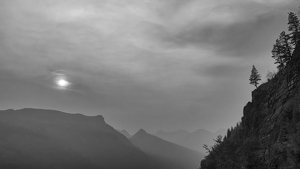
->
[[0, 0, 298, 134]]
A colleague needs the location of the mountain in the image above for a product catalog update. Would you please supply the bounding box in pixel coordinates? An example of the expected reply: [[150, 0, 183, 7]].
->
[[130, 128, 204, 169], [155, 129, 190, 143], [0, 108, 161, 169], [118, 129, 131, 138], [215, 128, 227, 136], [200, 32, 300, 168], [155, 129, 227, 153], [178, 129, 219, 153]]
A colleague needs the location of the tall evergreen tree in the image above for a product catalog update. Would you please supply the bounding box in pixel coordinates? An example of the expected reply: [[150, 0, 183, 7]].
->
[[272, 38, 285, 69], [249, 65, 261, 88], [271, 31, 293, 69], [226, 128, 231, 138], [288, 12, 300, 48]]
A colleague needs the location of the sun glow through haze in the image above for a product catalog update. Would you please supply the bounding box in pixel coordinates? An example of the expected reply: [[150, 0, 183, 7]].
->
[[55, 78, 70, 89]]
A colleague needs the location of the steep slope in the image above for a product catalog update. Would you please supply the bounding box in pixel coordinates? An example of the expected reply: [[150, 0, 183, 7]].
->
[[130, 129, 204, 169], [0, 108, 160, 169], [200, 43, 300, 168]]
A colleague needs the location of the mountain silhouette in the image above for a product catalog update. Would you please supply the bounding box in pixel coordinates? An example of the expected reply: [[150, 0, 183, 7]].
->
[[155, 129, 190, 143], [0, 108, 162, 169], [130, 128, 204, 169], [155, 129, 226, 153], [118, 129, 131, 138]]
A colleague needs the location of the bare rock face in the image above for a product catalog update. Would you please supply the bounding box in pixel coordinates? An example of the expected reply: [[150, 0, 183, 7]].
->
[[240, 70, 300, 168], [201, 44, 300, 169]]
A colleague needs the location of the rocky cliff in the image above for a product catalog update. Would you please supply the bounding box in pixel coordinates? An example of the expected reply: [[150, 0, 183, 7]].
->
[[200, 43, 300, 168]]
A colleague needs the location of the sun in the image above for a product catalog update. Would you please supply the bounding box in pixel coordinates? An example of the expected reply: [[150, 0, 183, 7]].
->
[[56, 78, 70, 88], [52, 71, 72, 90]]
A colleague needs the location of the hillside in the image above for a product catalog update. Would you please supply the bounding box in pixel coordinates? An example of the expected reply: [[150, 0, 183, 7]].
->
[[155, 129, 190, 143], [155, 129, 226, 153], [0, 108, 161, 169], [200, 41, 300, 168], [118, 129, 131, 138], [131, 129, 204, 169]]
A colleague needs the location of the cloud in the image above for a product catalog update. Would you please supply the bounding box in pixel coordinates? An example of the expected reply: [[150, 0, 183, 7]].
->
[[0, 0, 298, 132], [0, 0, 295, 92], [139, 0, 298, 56]]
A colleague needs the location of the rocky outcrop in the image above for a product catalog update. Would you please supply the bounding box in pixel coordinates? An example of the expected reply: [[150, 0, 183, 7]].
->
[[200, 43, 300, 169]]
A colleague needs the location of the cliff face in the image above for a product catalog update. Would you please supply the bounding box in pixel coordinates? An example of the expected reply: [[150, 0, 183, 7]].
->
[[200, 44, 300, 169], [242, 75, 300, 168]]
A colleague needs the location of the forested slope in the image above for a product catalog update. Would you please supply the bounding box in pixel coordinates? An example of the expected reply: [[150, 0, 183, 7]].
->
[[200, 11, 300, 169]]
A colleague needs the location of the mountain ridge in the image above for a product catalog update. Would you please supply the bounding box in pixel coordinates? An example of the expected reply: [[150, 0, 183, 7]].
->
[[155, 128, 226, 153], [0, 108, 165, 169], [118, 129, 131, 138], [131, 128, 204, 169]]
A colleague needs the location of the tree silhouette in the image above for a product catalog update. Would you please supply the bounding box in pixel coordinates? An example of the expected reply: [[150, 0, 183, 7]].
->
[[271, 31, 292, 69], [288, 12, 300, 48], [249, 65, 261, 88], [200, 8, 300, 169]]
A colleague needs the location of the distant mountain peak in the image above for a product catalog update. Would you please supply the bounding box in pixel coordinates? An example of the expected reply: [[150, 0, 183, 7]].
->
[[121, 129, 128, 133], [119, 129, 131, 138], [131, 128, 150, 139], [192, 129, 211, 135], [0, 108, 160, 169], [156, 130, 165, 135], [130, 128, 204, 169], [136, 128, 147, 134], [156, 129, 190, 135]]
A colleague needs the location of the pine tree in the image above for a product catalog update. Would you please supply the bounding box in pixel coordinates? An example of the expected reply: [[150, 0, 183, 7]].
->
[[249, 65, 261, 88], [226, 128, 231, 138], [271, 31, 292, 69], [288, 12, 300, 48]]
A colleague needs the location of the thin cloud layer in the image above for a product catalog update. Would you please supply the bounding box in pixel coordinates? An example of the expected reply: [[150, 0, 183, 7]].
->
[[0, 0, 298, 132]]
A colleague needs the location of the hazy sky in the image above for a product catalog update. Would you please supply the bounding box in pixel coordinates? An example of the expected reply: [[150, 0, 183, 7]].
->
[[0, 0, 298, 134]]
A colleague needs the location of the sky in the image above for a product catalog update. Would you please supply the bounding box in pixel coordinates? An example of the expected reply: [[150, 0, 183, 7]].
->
[[0, 0, 299, 134]]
